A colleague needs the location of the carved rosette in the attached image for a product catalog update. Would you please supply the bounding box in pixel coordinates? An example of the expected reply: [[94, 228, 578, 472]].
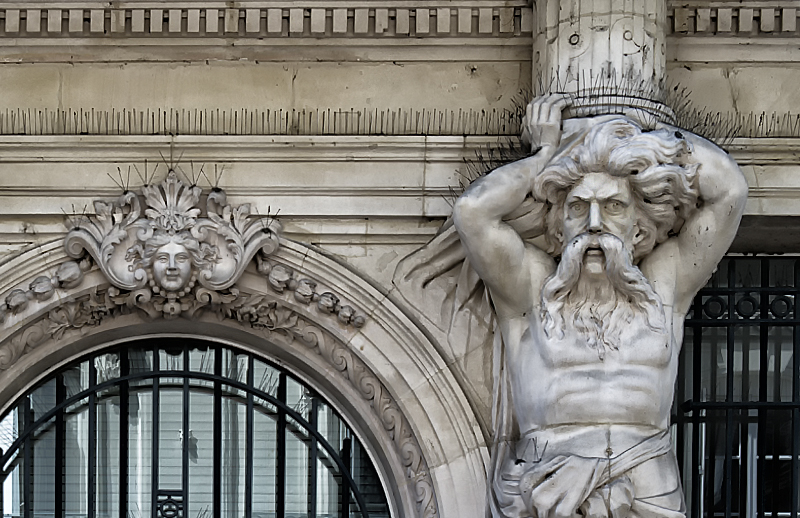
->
[[64, 172, 281, 319]]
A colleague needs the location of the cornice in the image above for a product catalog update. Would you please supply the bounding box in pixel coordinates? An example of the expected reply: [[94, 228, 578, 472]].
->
[[726, 137, 800, 164], [666, 2, 800, 63], [0, 134, 796, 163], [0, 1, 532, 61], [668, 2, 798, 36], [0, 134, 502, 161], [0, 1, 796, 64], [0, 135, 797, 222]]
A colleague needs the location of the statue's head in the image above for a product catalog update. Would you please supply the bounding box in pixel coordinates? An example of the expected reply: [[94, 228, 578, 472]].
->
[[141, 231, 213, 292], [533, 118, 700, 356], [533, 118, 699, 263]]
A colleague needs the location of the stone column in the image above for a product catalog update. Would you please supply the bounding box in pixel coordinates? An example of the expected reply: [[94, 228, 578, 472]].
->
[[532, 0, 672, 122]]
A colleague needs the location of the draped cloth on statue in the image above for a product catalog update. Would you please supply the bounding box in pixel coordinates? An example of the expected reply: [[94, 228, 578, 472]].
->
[[493, 430, 685, 518], [391, 115, 684, 518]]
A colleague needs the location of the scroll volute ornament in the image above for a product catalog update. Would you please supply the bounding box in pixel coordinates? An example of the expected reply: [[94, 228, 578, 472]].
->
[[65, 171, 281, 299]]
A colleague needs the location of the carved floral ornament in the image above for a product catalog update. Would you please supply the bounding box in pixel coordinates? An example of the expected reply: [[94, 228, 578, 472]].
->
[[0, 171, 365, 328]]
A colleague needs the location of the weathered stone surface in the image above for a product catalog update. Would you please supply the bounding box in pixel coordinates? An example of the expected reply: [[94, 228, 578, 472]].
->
[[448, 97, 747, 517]]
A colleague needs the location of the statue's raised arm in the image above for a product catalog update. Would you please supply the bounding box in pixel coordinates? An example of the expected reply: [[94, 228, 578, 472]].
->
[[453, 95, 567, 318], [639, 127, 748, 316]]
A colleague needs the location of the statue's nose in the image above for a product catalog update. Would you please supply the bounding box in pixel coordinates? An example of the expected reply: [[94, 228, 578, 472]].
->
[[588, 202, 602, 233]]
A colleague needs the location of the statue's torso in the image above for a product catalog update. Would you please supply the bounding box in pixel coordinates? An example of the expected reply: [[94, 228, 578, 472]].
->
[[503, 307, 681, 455]]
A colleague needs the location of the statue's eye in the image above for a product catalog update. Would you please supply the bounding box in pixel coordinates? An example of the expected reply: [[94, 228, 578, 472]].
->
[[606, 200, 624, 213], [176, 254, 189, 263], [568, 202, 587, 217], [157, 255, 168, 263]]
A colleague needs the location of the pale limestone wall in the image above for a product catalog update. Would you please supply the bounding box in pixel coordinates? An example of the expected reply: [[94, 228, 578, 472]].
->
[[2, 61, 530, 114], [0, 2, 799, 516], [0, 2, 534, 289], [667, 2, 800, 118]]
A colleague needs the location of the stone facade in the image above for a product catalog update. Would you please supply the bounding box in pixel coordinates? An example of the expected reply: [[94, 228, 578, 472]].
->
[[0, 2, 798, 517]]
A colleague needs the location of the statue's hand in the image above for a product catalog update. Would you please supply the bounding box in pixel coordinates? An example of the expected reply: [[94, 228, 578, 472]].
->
[[522, 95, 568, 158]]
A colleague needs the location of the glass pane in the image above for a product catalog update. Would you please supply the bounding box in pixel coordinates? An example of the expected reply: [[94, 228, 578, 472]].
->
[[252, 403, 277, 516], [221, 396, 246, 517], [317, 400, 345, 453], [3, 463, 22, 518], [189, 345, 215, 375], [762, 409, 793, 515], [160, 346, 184, 371], [734, 324, 759, 402], [158, 388, 183, 489], [680, 327, 694, 407], [349, 488, 365, 518], [32, 417, 56, 517], [129, 348, 154, 376], [284, 416, 310, 518], [770, 258, 795, 288], [95, 352, 121, 384], [30, 379, 56, 422], [0, 407, 21, 472], [286, 377, 311, 422], [63, 360, 90, 398], [767, 325, 793, 402], [253, 359, 280, 399], [733, 259, 760, 289], [699, 326, 728, 402], [316, 442, 343, 518], [351, 438, 390, 518], [188, 390, 214, 518], [96, 386, 120, 518], [222, 348, 248, 384], [128, 387, 152, 517], [64, 397, 89, 516]]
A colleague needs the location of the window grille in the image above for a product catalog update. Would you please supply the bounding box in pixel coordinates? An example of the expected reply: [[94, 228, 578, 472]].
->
[[678, 257, 800, 518], [0, 338, 390, 518]]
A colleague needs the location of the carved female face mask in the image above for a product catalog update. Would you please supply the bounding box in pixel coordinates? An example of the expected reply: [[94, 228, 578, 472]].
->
[[152, 241, 193, 292]]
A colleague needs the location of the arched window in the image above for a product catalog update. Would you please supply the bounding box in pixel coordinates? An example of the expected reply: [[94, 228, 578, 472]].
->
[[0, 338, 391, 518]]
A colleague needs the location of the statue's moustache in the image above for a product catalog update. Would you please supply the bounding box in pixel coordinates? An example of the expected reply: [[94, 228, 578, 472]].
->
[[561, 232, 630, 269]]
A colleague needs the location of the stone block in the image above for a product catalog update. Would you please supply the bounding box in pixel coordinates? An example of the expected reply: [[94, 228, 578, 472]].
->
[[289, 9, 304, 33], [47, 10, 61, 33], [149, 9, 162, 33]]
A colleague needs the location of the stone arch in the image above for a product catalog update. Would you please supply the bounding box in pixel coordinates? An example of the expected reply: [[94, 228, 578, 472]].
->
[[0, 238, 489, 518]]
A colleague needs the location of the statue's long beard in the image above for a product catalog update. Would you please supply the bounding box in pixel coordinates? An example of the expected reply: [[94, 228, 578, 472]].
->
[[541, 233, 667, 359]]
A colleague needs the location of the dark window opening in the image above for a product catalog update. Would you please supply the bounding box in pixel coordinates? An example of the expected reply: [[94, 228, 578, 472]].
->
[[678, 257, 800, 518]]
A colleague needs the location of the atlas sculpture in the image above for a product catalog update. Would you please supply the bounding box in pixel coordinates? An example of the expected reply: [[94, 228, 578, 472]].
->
[[453, 95, 748, 517]]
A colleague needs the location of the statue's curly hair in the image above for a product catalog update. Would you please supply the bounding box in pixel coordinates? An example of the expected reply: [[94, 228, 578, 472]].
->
[[533, 118, 700, 261]]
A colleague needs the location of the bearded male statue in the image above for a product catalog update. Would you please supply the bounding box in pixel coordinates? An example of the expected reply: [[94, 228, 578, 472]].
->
[[452, 96, 748, 518]]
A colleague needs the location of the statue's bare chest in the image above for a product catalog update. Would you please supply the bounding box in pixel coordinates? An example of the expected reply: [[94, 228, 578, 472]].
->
[[509, 311, 675, 372], [504, 311, 680, 431]]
